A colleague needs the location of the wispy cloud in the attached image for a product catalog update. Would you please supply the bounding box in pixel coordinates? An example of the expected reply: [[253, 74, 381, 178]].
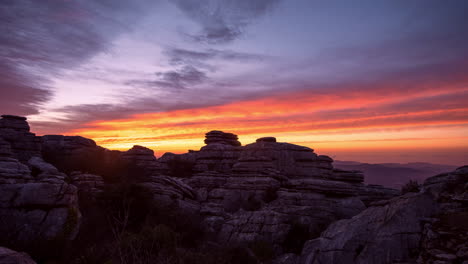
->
[[0, 0, 153, 115], [171, 0, 280, 43]]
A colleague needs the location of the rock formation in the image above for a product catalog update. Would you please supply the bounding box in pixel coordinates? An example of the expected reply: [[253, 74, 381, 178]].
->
[[0, 247, 36, 264], [0, 115, 41, 163], [299, 166, 468, 264], [184, 134, 399, 249], [0, 115, 81, 252], [8, 117, 456, 264], [193, 131, 243, 173]]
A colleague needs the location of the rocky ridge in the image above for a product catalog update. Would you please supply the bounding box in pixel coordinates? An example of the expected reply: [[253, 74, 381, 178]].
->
[[2, 116, 464, 264]]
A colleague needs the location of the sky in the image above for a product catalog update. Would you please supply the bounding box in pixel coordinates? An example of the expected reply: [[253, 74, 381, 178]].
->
[[1, 0, 468, 165]]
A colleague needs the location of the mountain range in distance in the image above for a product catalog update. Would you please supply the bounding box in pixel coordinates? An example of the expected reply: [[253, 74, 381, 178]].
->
[[334, 160, 459, 188]]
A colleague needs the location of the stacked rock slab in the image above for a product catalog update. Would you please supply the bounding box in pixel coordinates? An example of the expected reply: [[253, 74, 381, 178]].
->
[[298, 166, 468, 264], [0, 116, 81, 251], [193, 131, 242, 173], [185, 135, 397, 249], [120, 145, 199, 213], [121, 145, 164, 177], [240, 139, 333, 178], [0, 115, 41, 163]]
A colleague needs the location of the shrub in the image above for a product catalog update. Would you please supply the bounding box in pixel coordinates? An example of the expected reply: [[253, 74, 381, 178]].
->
[[401, 180, 420, 194]]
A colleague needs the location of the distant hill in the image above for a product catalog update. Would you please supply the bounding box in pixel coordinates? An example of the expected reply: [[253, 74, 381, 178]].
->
[[334, 161, 459, 188]]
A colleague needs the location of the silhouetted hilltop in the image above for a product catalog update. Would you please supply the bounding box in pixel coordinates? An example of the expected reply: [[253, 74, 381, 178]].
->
[[0, 115, 467, 264]]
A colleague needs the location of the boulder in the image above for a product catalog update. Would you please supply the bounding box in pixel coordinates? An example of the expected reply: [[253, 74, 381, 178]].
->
[[0, 155, 80, 250], [0, 247, 36, 264]]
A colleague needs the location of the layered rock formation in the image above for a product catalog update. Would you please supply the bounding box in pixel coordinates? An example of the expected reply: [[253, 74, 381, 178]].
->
[[299, 166, 468, 264], [2, 117, 419, 263], [184, 134, 399, 250], [0, 115, 81, 252], [0, 115, 41, 163], [193, 131, 243, 173]]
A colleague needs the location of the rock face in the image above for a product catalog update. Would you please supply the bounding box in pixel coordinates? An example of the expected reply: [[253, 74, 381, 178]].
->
[[193, 131, 243, 173], [299, 166, 468, 264], [70, 172, 105, 198], [0, 115, 41, 163], [0, 247, 36, 264], [204, 130, 241, 146], [1, 118, 408, 261], [184, 133, 399, 250], [0, 116, 81, 252], [240, 140, 332, 178]]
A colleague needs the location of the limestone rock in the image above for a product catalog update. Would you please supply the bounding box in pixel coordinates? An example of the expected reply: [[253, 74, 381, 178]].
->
[[240, 140, 332, 178], [359, 184, 401, 206], [0, 115, 41, 163], [0, 247, 36, 264], [137, 175, 200, 214], [121, 145, 164, 177], [70, 172, 105, 197], [299, 166, 468, 264], [0, 155, 80, 250], [194, 143, 242, 173], [257, 137, 277, 143], [204, 130, 241, 146]]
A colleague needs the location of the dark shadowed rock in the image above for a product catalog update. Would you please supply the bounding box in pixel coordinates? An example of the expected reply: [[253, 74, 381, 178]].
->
[[0, 247, 36, 264], [0, 157, 81, 250], [240, 140, 332, 178], [70, 172, 105, 198], [256, 137, 277, 143], [0, 118, 81, 253], [204, 130, 241, 146], [299, 166, 468, 264], [194, 142, 243, 173], [0, 115, 41, 163]]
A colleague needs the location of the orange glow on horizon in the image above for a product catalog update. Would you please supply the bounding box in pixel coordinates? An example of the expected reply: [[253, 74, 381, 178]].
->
[[59, 87, 468, 165]]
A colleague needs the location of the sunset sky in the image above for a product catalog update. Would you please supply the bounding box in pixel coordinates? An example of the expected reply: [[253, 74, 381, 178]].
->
[[1, 0, 468, 165]]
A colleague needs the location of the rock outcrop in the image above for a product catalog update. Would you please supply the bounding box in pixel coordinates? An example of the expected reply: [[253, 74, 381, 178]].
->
[[0, 116, 81, 252], [70, 172, 105, 198], [204, 130, 241, 146], [193, 131, 243, 173], [0, 115, 41, 163], [299, 166, 468, 264], [1, 118, 410, 262], [184, 133, 399, 250], [0, 247, 36, 264]]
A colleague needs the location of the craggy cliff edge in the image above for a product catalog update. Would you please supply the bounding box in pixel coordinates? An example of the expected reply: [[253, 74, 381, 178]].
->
[[0, 115, 466, 264]]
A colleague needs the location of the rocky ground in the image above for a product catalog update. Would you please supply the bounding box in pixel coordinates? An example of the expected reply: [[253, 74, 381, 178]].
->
[[0, 114, 466, 264]]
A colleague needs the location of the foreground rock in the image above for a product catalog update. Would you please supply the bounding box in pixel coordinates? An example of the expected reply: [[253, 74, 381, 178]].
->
[[0, 115, 81, 253], [0, 247, 36, 264], [299, 166, 468, 264], [1, 117, 406, 262], [185, 134, 399, 250]]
